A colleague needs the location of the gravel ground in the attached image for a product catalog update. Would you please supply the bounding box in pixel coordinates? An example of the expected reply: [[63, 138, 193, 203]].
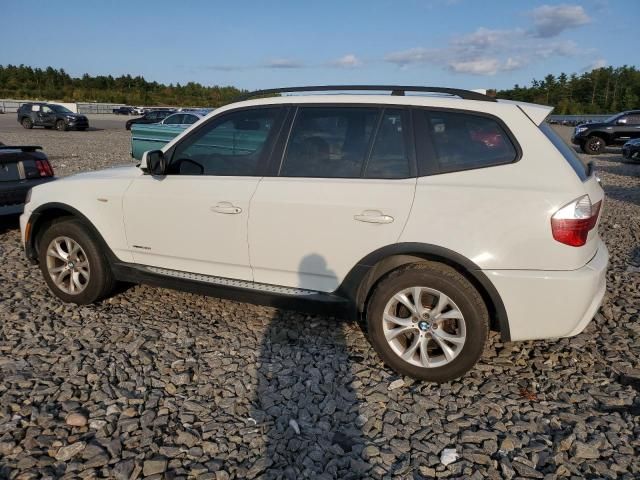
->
[[0, 120, 639, 479]]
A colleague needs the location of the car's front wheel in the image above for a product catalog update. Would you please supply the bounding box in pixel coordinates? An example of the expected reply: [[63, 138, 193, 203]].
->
[[582, 136, 605, 155], [55, 120, 67, 131], [366, 262, 488, 382], [21, 117, 33, 129], [38, 218, 115, 304]]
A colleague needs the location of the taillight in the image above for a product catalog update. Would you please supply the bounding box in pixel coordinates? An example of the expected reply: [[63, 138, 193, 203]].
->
[[35, 159, 54, 177], [551, 195, 602, 247]]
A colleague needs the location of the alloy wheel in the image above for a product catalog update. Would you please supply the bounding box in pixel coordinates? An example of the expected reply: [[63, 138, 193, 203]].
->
[[382, 286, 466, 368], [45, 236, 90, 295]]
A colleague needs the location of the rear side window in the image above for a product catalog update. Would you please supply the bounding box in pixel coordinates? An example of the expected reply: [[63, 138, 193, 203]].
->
[[364, 109, 410, 179], [539, 122, 588, 180], [280, 107, 378, 178], [416, 110, 518, 174]]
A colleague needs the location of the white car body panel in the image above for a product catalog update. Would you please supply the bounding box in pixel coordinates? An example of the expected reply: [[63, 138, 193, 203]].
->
[[122, 175, 259, 280], [24, 165, 139, 262], [249, 177, 416, 291]]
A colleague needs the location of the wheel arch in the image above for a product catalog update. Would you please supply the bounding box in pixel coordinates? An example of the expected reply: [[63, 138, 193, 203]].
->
[[337, 242, 511, 341], [587, 131, 612, 144], [26, 202, 114, 263]]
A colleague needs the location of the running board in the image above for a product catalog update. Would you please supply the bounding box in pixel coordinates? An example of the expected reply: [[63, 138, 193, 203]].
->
[[146, 266, 318, 296]]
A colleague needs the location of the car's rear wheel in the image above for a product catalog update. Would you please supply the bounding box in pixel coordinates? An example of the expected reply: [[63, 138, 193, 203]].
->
[[583, 136, 605, 155], [21, 117, 33, 129], [55, 120, 67, 131], [38, 218, 115, 304], [366, 262, 488, 382]]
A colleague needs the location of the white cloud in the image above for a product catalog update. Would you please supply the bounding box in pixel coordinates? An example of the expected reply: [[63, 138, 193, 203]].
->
[[582, 58, 607, 71], [264, 58, 305, 69], [530, 4, 590, 38], [384, 5, 593, 76], [384, 48, 442, 66], [331, 54, 363, 68], [448, 58, 502, 75]]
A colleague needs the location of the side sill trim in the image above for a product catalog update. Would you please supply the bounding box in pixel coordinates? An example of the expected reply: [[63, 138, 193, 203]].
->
[[111, 263, 350, 317]]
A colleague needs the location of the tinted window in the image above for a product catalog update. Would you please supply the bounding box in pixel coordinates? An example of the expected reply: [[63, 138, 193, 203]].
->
[[280, 107, 378, 178], [146, 112, 158, 120], [164, 114, 184, 125], [170, 108, 279, 176], [364, 109, 410, 179], [625, 114, 640, 125], [419, 110, 517, 173], [183, 114, 199, 125], [539, 122, 588, 181]]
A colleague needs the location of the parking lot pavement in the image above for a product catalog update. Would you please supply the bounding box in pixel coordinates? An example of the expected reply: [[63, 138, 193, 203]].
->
[[0, 125, 639, 479]]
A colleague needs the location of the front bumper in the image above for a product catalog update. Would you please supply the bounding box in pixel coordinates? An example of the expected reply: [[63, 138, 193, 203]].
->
[[67, 118, 89, 129], [485, 240, 608, 341], [571, 134, 585, 145], [622, 146, 639, 160]]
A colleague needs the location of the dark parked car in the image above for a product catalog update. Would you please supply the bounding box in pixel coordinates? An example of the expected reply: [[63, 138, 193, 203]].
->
[[113, 106, 135, 115], [17, 103, 89, 131], [125, 109, 176, 130], [0, 143, 55, 215], [622, 138, 640, 161], [571, 110, 640, 154]]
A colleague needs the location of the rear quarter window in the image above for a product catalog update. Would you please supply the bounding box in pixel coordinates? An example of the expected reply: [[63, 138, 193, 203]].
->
[[539, 123, 588, 181], [415, 109, 519, 175]]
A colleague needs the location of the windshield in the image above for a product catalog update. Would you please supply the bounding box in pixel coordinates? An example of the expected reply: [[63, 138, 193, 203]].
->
[[51, 105, 73, 114]]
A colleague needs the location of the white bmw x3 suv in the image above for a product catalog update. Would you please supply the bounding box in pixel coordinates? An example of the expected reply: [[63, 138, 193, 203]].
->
[[20, 86, 608, 382]]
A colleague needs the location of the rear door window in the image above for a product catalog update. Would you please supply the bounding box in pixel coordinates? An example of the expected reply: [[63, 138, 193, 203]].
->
[[280, 107, 379, 178], [415, 109, 518, 175], [364, 109, 411, 179]]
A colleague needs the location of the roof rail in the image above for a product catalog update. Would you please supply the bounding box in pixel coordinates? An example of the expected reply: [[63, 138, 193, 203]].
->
[[241, 85, 497, 102]]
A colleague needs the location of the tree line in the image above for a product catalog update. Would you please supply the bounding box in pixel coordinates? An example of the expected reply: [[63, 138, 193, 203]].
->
[[497, 65, 640, 114], [1, 63, 639, 113], [0, 64, 245, 107]]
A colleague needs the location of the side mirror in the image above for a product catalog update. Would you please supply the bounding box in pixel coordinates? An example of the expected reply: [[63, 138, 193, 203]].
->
[[140, 150, 166, 175]]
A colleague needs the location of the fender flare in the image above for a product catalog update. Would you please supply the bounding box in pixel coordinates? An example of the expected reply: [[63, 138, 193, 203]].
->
[[337, 242, 511, 341], [26, 202, 116, 262]]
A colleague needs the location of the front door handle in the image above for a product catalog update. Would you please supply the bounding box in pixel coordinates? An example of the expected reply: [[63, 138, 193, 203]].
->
[[211, 202, 242, 214], [354, 210, 394, 224]]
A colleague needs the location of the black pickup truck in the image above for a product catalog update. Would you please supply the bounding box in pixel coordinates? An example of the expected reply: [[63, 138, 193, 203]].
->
[[0, 144, 55, 216], [571, 110, 640, 154]]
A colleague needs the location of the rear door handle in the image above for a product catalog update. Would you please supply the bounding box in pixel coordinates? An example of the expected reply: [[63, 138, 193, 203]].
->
[[354, 210, 394, 224], [211, 202, 242, 214]]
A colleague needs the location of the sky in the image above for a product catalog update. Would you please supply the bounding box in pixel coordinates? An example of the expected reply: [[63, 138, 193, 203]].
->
[[1, 0, 638, 91]]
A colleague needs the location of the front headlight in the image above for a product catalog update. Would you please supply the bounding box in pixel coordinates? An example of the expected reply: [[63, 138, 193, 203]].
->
[[575, 126, 588, 134]]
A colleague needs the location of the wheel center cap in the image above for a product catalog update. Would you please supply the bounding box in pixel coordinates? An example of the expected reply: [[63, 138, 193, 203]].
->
[[418, 320, 430, 331], [67, 261, 75, 269]]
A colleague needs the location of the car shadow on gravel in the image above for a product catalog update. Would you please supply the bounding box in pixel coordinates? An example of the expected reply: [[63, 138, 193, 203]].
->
[[0, 214, 20, 235], [249, 254, 369, 479]]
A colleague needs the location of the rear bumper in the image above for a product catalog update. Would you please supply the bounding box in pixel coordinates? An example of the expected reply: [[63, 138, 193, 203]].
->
[[485, 240, 608, 341]]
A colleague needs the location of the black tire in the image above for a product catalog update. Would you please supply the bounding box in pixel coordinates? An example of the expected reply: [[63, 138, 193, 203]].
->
[[583, 136, 605, 155], [55, 120, 67, 131], [366, 262, 489, 382], [21, 117, 33, 129], [37, 218, 116, 304]]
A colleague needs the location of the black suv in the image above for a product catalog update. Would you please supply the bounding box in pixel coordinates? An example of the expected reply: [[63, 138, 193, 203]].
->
[[571, 110, 640, 154], [17, 103, 89, 131], [125, 109, 175, 130]]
